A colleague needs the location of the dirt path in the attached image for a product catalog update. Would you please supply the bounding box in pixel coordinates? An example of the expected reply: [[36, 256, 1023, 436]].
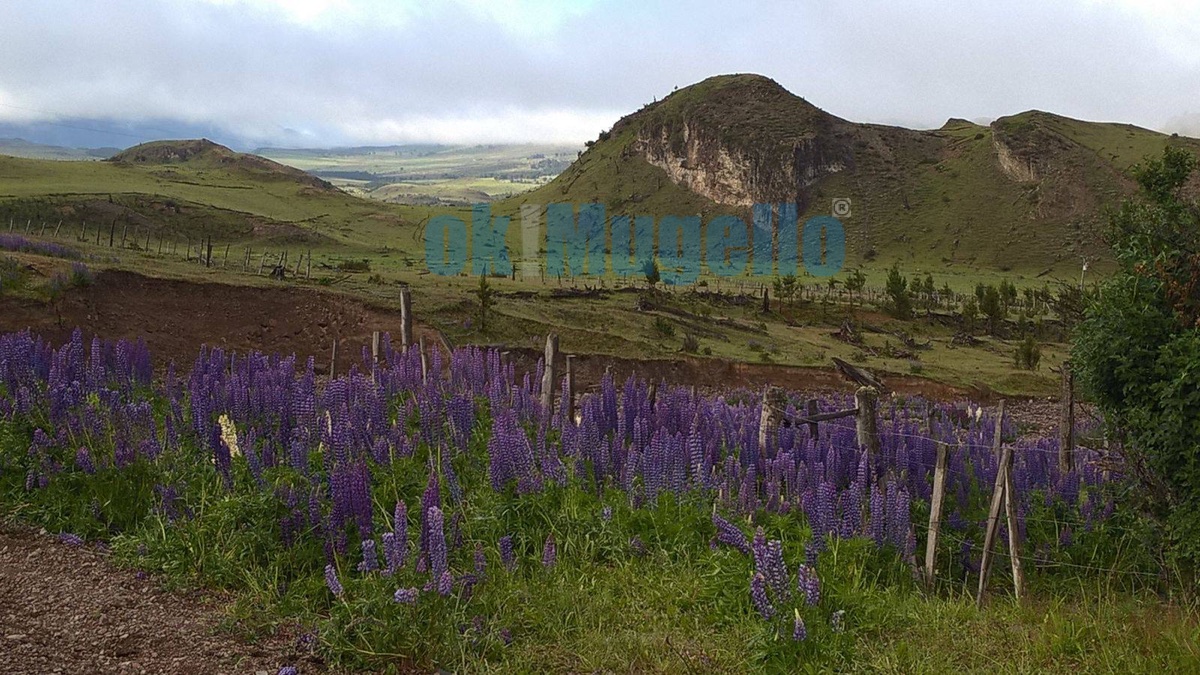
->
[[0, 525, 319, 675]]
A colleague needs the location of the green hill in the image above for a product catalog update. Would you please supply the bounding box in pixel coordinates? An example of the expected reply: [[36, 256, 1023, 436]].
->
[[0, 139, 428, 250], [505, 74, 1200, 274]]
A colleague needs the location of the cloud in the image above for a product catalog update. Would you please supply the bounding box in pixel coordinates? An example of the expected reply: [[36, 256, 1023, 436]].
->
[[0, 0, 1197, 147]]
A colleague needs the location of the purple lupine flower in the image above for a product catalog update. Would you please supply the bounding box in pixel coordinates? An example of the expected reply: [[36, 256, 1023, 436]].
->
[[868, 483, 886, 547], [474, 542, 487, 577], [358, 539, 379, 573], [601, 505, 613, 521], [437, 569, 454, 596], [797, 564, 820, 606], [750, 572, 774, 620], [499, 535, 516, 571], [629, 536, 647, 557], [500, 627, 513, 646], [427, 507, 448, 581], [296, 632, 316, 652], [712, 513, 750, 554], [74, 447, 96, 474], [277, 667, 298, 675], [831, 609, 845, 633], [419, 469, 440, 559], [324, 564, 344, 597], [1058, 526, 1073, 548], [58, 533, 84, 547], [382, 533, 402, 576], [541, 533, 557, 568], [793, 613, 807, 641], [393, 587, 419, 604]]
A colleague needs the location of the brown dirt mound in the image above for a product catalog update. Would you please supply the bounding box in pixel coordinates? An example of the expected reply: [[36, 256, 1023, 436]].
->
[[0, 270, 434, 375]]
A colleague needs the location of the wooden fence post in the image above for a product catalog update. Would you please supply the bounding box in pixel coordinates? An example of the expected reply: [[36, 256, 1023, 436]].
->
[[924, 442, 950, 590], [258, 252, 267, 275], [1002, 449, 1025, 601], [371, 331, 381, 364], [399, 287, 413, 352], [565, 354, 576, 423], [418, 336, 429, 383], [992, 399, 1006, 458], [977, 444, 1013, 607], [223, 243, 230, 268], [758, 386, 786, 454], [329, 339, 338, 378], [806, 398, 820, 441], [541, 334, 559, 415], [855, 386, 880, 455], [1059, 363, 1075, 474], [306, 249, 312, 279]]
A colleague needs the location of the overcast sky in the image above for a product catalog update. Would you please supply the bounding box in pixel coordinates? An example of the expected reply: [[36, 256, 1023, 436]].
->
[[1, 0, 1199, 148]]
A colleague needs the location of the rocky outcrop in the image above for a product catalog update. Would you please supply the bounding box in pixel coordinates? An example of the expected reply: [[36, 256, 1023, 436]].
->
[[631, 117, 852, 209]]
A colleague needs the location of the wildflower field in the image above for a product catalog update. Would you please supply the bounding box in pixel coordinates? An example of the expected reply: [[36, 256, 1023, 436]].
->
[[0, 329, 1195, 672]]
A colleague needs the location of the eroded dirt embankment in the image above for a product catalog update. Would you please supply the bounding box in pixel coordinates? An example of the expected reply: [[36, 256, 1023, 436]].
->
[[0, 270, 980, 401]]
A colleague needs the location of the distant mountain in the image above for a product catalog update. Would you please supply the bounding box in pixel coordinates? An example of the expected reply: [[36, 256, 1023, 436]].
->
[[513, 73, 1200, 272], [0, 138, 118, 161]]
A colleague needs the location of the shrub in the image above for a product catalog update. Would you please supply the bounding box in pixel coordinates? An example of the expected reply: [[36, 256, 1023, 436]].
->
[[69, 262, 93, 287], [1013, 335, 1041, 370], [680, 333, 699, 354], [0, 256, 22, 293], [337, 259, 371, 273], [652, 316, 675, 339]]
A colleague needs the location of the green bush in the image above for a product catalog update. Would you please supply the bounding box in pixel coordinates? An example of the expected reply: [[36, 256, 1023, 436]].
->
[[1073, 146, 1200, 570], [1013, 335, 1041, 370], [652, 316, 675, 339], [884, 263, 912, 319]]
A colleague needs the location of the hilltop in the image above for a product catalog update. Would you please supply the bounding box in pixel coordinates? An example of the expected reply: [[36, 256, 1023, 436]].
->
[[511, 74, 1200, 273], [0, 139, 425, 250], [110, 139, 336, 192]]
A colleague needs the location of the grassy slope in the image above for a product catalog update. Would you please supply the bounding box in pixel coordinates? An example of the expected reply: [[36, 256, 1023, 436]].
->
[[0, 152, 435, 251], [0, 141, 1075, 397]]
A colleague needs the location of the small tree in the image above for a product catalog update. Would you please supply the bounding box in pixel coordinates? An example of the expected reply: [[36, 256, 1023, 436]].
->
[[475, 274, 496, 331], [998, 279, 1018, 313], [980, 284, 1004, 334], [885, 263, 912, 319], [961, 297, 979, 333], [845, 268, 867, 307], [1073, 146, 1200, 567], [643, 258, 660, 288], [1014, 334, 1041, 370]]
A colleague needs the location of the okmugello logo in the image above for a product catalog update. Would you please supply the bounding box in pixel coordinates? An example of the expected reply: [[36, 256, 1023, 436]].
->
[[424, 202, 846, 283]]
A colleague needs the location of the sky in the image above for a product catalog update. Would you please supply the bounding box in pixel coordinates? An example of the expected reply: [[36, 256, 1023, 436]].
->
[[1, 0, 1199, 149]]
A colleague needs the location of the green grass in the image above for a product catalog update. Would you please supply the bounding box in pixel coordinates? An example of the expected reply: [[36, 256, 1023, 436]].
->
[[3, 393, 1197, 673]]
